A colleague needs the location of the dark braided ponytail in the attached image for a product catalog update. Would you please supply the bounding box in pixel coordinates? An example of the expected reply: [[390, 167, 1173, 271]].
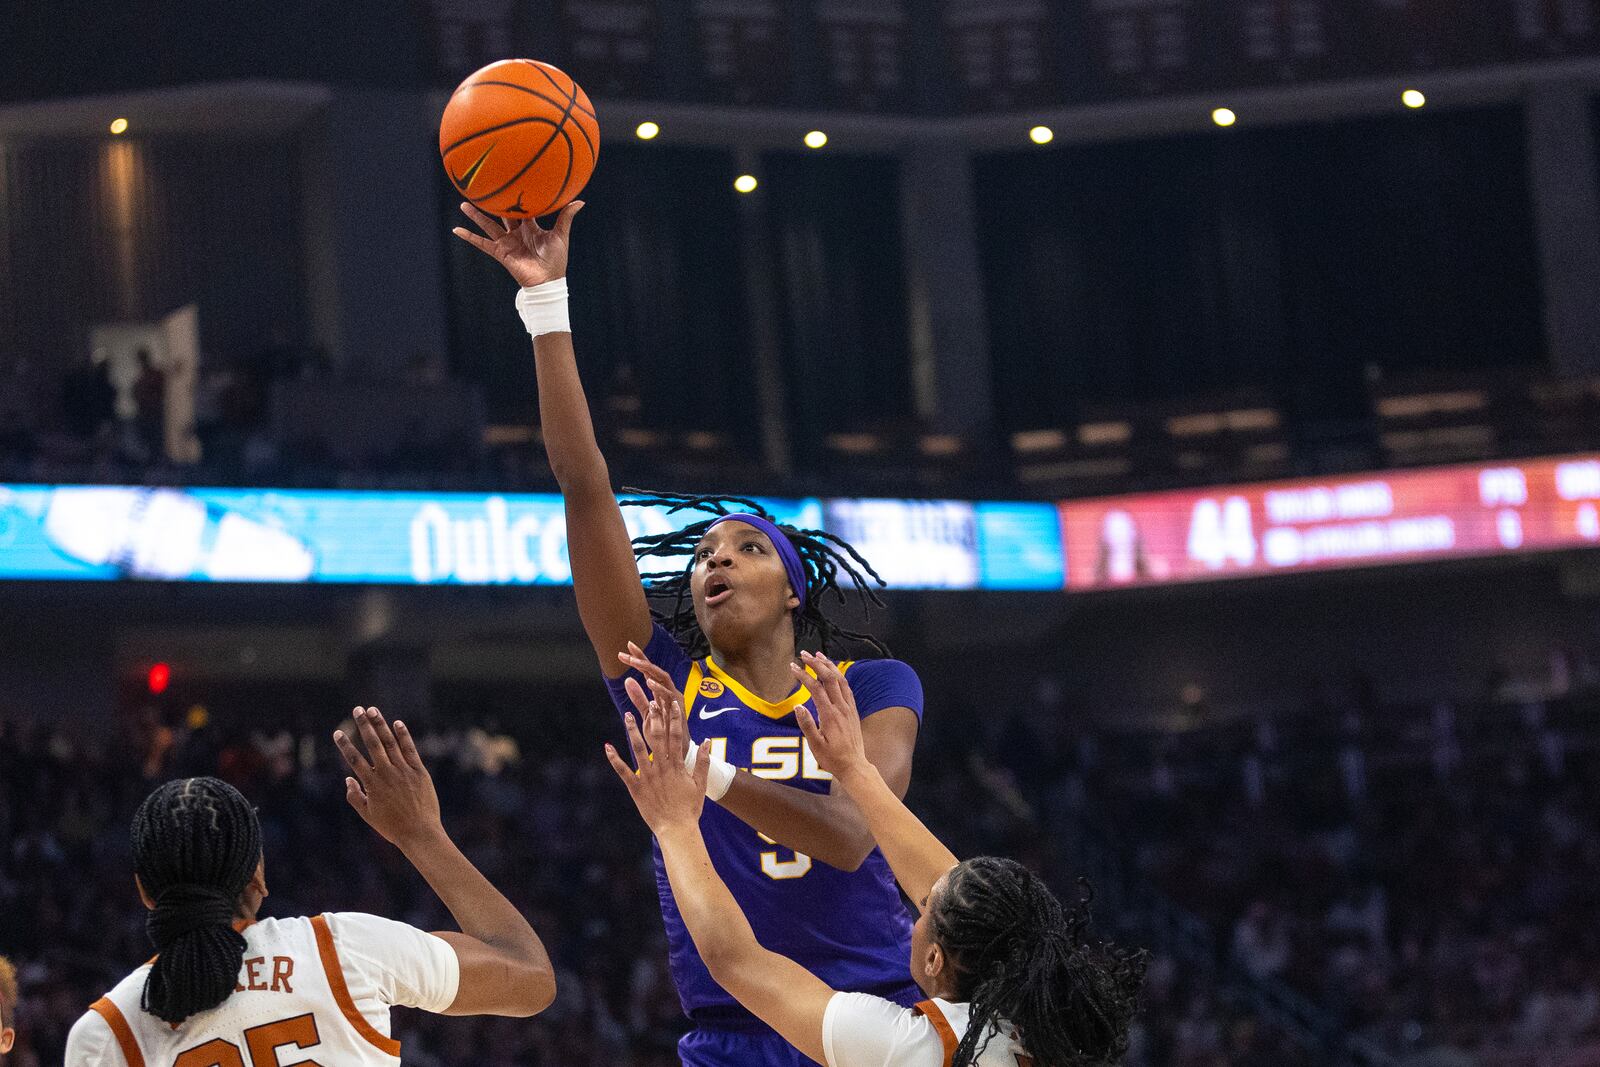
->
[[620, 489, 890, 658], [132, 777, 263, 1024], [931, 858, 1146, 1067]]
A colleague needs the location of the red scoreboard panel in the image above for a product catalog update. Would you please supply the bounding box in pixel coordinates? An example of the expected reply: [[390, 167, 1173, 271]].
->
[[1060, 455, 1600, 590]]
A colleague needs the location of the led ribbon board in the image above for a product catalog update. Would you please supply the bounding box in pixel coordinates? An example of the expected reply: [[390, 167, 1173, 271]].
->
[[0, 486, 1061, 589], [4, 457, 1596, 590]]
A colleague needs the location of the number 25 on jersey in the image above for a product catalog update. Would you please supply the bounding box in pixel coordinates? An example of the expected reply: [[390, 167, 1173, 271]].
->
[[176, 1015, 322, 1067]]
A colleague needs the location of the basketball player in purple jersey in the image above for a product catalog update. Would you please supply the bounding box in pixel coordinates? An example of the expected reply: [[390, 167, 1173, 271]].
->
[[609, 655, 1145, 1067], [453, 202, 925, 1066]]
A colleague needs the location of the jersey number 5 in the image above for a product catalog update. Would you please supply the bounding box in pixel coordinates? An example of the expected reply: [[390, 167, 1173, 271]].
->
[[175, 1014, 323, 1067], [756, 831, 813, 879], [701, 738, 818, 881]]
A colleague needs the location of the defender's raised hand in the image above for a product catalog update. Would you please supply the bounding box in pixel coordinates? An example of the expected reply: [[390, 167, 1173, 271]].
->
[[792, 652, 871, 782], [606, 695, 710, 836], [618, 640, 688, 724], [333, 706, 442, 850], [619, 641, 739, 803], [452, 200, 583, 288]]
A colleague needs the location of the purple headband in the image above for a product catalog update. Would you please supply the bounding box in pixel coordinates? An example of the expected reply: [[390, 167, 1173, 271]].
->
[[710, 513, 807, 612]]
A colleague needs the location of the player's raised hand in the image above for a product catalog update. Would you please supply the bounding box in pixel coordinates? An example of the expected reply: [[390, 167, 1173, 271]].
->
[[333, 707, 443, 851], [793, 652, 870, 781], [451, 199, 583, 288], [606, 694, 710, 836], [621, 642, 741, 804], [618, 641, 699, 765], [618, 641, 688, 716]]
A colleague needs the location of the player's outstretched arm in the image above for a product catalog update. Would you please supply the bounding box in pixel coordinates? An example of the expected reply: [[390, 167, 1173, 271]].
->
[[607, 698, 836, 1064], [452, 203, 652, 677], [334, 707, 556, 1017], [795, 653, 958, 912], [620, 645, 918, 872]]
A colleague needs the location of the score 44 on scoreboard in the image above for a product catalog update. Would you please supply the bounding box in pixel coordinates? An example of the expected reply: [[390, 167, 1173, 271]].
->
[[1059, 456, 1600, 590]]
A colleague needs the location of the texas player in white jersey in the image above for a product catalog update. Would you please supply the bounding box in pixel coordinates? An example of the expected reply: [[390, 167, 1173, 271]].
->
[[65, 707, 555, 1067], [608, 652, 1147, 1067]]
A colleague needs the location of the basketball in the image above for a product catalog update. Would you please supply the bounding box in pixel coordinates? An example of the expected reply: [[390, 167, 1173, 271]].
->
[[439, 59, 599, 219]]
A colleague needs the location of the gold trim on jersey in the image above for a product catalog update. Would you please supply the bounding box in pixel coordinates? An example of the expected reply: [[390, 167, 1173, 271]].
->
[[684, 662, 705, 716], [693, 657, 857, 721]]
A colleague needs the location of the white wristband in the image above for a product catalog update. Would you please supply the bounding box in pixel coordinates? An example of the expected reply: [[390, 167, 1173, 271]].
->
[[515, 278, 571, 336], [685, 739, 737, 803]]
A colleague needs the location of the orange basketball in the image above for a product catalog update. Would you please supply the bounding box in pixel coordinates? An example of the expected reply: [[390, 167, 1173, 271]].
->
[[439, 59, 600, 219]]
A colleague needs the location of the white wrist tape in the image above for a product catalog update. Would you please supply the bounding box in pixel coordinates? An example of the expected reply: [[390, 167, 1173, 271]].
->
[[685, 739, 737, 803], [515, 278, 571, 336]]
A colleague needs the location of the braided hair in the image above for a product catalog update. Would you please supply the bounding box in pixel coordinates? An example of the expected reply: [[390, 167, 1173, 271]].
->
[[132, 777, 263, 1024], [930, 858, 1146, 1067], [621, 489, 889, 659]]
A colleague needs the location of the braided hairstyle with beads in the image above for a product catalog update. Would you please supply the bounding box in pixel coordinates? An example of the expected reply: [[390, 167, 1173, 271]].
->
[[132, 777, 263, 1024], [930, 858, 1146, 1067], [621, 489, 889, 659]]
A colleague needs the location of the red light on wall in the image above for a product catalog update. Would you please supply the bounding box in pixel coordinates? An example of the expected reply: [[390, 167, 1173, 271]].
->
[[147, 662, 171, 694]]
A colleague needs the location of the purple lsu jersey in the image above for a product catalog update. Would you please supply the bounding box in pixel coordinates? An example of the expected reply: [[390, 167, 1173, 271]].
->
[[605, 623, 924, 1026]]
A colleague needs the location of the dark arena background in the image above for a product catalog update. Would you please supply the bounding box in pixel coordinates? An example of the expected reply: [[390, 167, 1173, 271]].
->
[[4, 2, 1600, 1065]]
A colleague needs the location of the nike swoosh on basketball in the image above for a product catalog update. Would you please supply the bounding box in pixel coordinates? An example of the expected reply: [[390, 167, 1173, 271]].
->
[[453, 142, 497, 192], [700, 707, 731, 720]]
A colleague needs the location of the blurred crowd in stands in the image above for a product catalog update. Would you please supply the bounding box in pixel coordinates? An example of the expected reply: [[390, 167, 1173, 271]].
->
[[0, 670, 1315, 1067], [9, 343, 1600, 501], [0, 344, 500, 491], [1043, 648, 1600, 1067], [9, 644, 1599, 1064]]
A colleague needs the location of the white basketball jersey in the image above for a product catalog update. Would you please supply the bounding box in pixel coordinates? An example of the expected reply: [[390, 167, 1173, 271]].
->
[[64, 913, 459, 1067], [822, 992, 1033, 1067]]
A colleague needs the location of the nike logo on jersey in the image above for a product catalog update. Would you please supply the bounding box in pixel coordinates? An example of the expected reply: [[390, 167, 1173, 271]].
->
[[700, 706, 732, 720]]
